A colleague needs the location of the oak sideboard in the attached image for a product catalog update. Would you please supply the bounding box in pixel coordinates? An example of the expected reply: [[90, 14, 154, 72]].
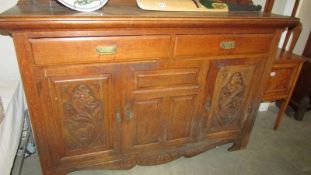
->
[[0, 0, 300, 174]]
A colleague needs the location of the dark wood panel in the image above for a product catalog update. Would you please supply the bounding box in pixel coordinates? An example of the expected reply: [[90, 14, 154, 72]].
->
[[303, 32, 311, 57], [289, 31, 311, 120]]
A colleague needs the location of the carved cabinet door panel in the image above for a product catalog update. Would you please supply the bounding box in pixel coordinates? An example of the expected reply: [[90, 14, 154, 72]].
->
[[122, 60, 207, 153], [202, 58, 265, 138], [35, 64, 120, 167]]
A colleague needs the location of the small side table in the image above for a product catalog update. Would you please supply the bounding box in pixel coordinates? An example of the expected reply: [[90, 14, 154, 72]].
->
[[262, 49, 305, 129]]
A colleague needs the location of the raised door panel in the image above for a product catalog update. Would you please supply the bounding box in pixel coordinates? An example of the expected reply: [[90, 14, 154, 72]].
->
[[36, 65, 119, 167], [131, 98, 163, 146], [167, 95, 197, 140], [123, 60, 206, 152], [203, 58, 265, 138]]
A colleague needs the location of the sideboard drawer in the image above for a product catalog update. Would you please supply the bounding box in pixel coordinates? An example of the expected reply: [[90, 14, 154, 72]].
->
[[134, 68, 200, 90], [174, 34, 272, 57], [263, 63, 300, 101], [30, 36, 172, 65]]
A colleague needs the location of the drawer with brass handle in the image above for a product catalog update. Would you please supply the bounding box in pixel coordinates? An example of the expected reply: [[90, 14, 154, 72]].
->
[[30, 36, 172, 65], [174, 34, 273, 57]]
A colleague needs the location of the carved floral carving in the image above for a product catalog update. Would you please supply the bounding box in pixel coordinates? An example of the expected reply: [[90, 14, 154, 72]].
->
[[63, 84, 105, 151], [216, 72, 245, 126]]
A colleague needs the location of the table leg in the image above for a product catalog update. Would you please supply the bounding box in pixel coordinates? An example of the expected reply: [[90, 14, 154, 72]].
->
[[274, 99, 290, 130]]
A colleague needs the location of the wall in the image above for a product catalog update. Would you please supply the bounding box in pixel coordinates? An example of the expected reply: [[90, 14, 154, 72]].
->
[[252, 0, 311, 54], [0, 0, 19, 79], [252, 0, 288, 14], [293, 0, 311, 55]]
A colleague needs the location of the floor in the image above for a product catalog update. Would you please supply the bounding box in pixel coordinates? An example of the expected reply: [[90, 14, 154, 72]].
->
[[21, 106, 311, 175]]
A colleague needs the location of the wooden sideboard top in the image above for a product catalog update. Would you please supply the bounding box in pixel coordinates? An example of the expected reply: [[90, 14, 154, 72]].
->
[[0, 1, 299, 30]]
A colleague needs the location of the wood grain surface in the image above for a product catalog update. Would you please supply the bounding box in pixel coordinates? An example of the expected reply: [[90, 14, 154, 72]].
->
[[0, 0, 303, 174]]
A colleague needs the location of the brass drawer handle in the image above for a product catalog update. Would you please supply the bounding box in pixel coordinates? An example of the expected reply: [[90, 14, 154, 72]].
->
[[115, 106, 121, 124], [96, 45, 117, 55], [220, 41, 235, 49]]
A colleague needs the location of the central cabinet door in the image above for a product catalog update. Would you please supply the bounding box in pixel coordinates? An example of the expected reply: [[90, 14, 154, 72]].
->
[[122, 60, 207, 152]]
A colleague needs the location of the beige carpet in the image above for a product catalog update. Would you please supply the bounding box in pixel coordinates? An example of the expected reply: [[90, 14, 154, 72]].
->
[[21, 105, 311, 175]]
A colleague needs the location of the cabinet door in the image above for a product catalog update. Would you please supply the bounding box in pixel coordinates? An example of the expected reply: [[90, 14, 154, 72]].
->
[[122, 60, 207, 152], [35, 64, 120, 166], [202, 58, 265, 138]]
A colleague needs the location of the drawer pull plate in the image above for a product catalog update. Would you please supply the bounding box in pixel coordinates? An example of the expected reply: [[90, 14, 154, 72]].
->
[[115, 106, 121, 124], [220, 41, 235, 49], [96, 45, 117, 55], [125, 103, 133, 121]]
